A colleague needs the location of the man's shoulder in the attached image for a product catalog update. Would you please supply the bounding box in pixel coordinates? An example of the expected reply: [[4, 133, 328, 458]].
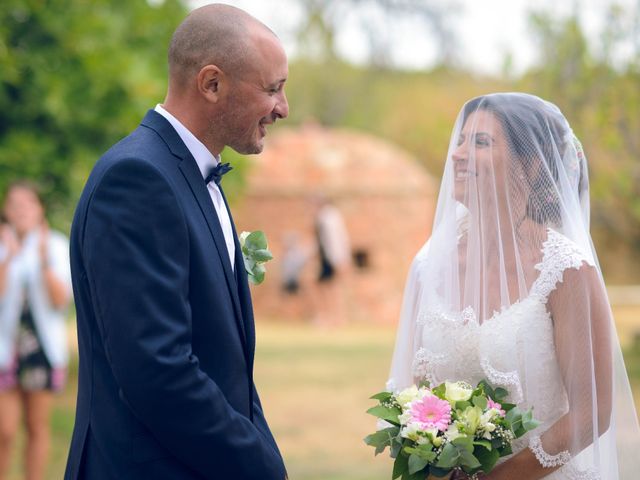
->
[[104, 122, 167, 163], [76, 123, 175, 204], [89, 121, 174, 179]]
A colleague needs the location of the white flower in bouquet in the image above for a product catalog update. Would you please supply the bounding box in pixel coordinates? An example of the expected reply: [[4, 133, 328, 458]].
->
[[480, 410, 498, 428], [400, 423, 421, 442], [459, 406, 482, 434], [396, 385, 421, 408], [444, 381, 473, 403], [444, 424, 464, 442]]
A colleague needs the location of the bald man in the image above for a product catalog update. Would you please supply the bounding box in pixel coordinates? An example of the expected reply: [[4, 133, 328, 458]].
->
[[65, 5, 288, 479]]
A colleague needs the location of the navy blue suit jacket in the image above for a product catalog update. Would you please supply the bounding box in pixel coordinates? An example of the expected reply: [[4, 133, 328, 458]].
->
[[64, 110, 286, 480]]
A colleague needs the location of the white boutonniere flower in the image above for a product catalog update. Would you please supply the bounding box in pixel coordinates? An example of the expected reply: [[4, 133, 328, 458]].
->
[[239, 231, 273, 285]]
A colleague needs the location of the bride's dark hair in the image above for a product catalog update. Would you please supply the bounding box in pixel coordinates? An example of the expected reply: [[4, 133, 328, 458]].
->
[[462, 93, 573, 225]]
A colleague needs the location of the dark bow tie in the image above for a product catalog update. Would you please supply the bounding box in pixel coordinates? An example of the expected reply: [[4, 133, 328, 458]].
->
[[205, 162, 233, 186]]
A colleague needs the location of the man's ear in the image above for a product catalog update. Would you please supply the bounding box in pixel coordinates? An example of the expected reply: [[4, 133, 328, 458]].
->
[[197, 64, 224, 103]]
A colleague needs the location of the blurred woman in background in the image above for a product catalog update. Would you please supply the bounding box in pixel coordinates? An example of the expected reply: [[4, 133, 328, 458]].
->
[[0, 181, 71, 480]]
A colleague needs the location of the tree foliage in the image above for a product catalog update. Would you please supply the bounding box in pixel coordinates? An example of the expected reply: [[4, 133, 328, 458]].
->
[[0, 0, 186, 228], [520, 7, 640, 280]]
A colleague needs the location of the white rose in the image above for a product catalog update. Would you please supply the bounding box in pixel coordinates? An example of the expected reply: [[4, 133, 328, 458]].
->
[[444, 381, 473, 403], [396, 385, 420, 408]]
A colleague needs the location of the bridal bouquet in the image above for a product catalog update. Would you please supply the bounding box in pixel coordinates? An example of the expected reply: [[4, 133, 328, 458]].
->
[[365, 380, 539, 479]]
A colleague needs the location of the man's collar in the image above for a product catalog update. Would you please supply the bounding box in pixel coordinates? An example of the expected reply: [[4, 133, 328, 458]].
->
[[154, 104, 220, 179]]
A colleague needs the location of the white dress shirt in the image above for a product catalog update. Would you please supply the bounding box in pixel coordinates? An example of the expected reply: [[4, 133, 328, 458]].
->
[[154, 104, 235, 270]]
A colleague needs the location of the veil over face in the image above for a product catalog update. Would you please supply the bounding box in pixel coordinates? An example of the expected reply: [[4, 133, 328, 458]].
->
[[389, 93, 640, 478]]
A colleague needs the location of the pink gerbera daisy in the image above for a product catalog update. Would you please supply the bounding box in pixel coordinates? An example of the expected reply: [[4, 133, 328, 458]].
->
[[409, 395, 452, 431]]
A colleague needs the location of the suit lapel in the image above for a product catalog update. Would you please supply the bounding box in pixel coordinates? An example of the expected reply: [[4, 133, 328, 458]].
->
[[219, 187, 256, 366], [140, 110, 248, 352]]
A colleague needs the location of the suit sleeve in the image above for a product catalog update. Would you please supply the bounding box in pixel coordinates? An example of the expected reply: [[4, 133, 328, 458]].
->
[[252, 382, 284, 460], [82, 158, 286, 480]]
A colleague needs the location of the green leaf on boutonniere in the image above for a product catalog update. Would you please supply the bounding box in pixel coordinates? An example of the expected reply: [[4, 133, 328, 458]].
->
[[240, 230, 273, 285]]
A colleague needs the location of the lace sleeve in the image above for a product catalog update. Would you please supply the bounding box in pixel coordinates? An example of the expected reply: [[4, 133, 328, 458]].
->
[[530, 229, 594, 301], [527, 259, 613, 475]]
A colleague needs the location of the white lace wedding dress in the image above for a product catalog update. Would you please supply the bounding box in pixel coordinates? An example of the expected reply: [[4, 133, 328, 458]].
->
[[392, 229, 599, 479]]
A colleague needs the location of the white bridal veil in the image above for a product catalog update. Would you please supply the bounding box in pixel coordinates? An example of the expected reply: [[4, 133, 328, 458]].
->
[[388, 93, 640, 478]]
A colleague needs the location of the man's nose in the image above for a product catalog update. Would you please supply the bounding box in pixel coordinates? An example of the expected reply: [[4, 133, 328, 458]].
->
[[274, 91, 289, 119]]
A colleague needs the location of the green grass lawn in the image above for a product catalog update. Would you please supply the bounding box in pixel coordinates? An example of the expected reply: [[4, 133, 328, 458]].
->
[[8, 312, 640, 480]]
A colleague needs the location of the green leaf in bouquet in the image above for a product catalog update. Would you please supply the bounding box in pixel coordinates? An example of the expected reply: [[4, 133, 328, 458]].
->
[[493, 387, 509, 401], [452, 435, 474, 453], [390, 436, 403, 458], [505, 407, 521, 427], [393, 450, 409, 479], [478, 380, 494, 398], [455, 400, 471, 411], [475, 443, 500, 472], [370, 391, 394, 402], [513, 425, 526, 438], [429, 466, 452, 478], [521, 408, 540, 432], [473, 439, 492, 451], [472, 395, 488, 410], [458, 449, 481, 469], [500, 402, 516, 413], [402, 469, 427, 480], [364, 427, 400, 455], [472, 383, 485, 398], [366, 405, 401, 425], [499, 444, 513, 457], [432, 383, 447, 399], [418, 379, 431, 389], [407, 453, 429, 475], [404, 443, 436, 462], [435, 443, 460, 468]]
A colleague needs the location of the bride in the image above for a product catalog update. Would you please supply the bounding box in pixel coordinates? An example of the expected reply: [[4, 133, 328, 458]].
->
[[388, 93, 640, 479]]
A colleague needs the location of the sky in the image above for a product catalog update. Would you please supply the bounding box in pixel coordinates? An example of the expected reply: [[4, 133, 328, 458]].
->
[[189, 0, 639, 75]]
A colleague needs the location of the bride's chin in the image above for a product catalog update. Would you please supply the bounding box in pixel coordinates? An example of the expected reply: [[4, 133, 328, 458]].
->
[[453, 187, 468, 206]]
